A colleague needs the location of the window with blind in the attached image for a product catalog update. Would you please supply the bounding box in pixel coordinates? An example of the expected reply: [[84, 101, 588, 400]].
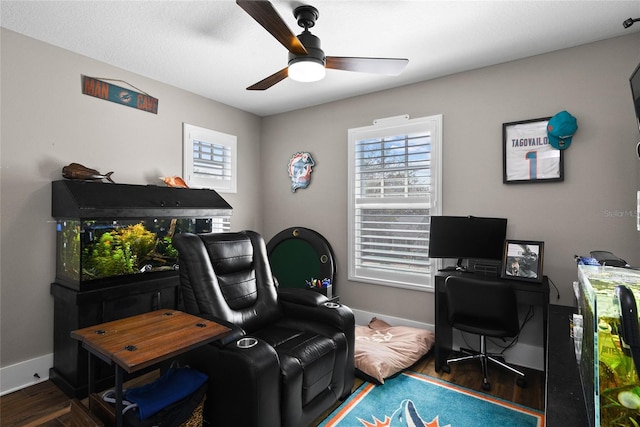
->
[[348, 115, 442, 290], [183, 123, 237, 193]]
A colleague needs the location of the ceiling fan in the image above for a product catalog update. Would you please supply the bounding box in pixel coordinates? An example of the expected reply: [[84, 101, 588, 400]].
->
[[236, 0, 409, 90]]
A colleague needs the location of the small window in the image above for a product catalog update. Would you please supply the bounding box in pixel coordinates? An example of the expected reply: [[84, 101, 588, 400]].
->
[[183, 123, 237, 193]]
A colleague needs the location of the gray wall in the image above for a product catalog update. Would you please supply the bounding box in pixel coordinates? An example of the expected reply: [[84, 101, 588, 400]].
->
[[0, 29, 263, 367], [260, 33, 640, 334], [1, 27, 639, 370]]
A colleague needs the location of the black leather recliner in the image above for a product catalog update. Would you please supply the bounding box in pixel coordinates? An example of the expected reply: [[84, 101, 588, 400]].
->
[[172, 230, 355, 427]]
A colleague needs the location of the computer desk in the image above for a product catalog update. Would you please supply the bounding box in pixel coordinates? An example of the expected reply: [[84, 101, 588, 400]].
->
[[434, 271, 550, 373]]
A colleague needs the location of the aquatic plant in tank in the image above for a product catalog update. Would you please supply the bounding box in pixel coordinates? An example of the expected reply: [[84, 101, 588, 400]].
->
[[56, 217, 213, 286], [82, 223, 152, 280]]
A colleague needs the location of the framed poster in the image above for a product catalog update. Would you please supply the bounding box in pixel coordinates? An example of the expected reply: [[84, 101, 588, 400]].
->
[[503, 117, 563, 184], [501, 240, 544, 283]]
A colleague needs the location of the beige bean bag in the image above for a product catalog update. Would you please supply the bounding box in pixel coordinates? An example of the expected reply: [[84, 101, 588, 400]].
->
[[355, 318, 435, 384]]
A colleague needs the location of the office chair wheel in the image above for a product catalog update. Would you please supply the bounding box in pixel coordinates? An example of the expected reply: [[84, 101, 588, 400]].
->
[[482, 380, 491, 391], [516, 377, 527, 388]]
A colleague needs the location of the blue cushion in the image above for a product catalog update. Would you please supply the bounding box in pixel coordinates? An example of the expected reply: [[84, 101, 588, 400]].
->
[[124, 367, 208, 420]]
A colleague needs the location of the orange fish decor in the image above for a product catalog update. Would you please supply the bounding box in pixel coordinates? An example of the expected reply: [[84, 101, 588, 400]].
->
[[62, 163, 115, 183], [161, 176, 189, 188]]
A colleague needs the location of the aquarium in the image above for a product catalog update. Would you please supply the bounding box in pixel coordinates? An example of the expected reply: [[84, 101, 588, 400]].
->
[[52, 180, 232, 290], [576, 265, 640, 427], [55, 217, 222, 288]]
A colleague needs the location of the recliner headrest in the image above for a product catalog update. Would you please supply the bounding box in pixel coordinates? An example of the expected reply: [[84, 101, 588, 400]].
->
[[202, 234, 254, 275]]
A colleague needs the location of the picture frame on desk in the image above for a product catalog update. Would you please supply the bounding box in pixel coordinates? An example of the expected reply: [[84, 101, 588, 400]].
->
[[501, 239, 544, 283]]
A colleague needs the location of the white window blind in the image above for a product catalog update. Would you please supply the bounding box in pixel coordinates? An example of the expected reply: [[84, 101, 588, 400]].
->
[[348, 115, 442, 290], [193, 139, 232, 181]]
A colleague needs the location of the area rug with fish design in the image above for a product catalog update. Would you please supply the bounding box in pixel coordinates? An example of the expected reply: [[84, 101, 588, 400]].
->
[[319, 371, 544, 427]]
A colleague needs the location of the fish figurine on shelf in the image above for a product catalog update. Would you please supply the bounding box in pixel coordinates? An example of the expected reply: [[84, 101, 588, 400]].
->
[[62, 163, 115, 183], [161, 176, 189, 188]]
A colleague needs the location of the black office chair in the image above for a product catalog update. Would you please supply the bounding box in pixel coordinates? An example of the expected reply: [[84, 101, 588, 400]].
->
[[443, 275, 526, 391]]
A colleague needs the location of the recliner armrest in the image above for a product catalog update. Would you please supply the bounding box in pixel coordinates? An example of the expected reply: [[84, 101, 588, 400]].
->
[[277, 287, 326, 307], [278, 294, 355, 335], [194, 313, 246, 346]]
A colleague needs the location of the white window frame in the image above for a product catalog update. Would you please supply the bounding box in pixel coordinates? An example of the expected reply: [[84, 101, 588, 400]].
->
[[183, 123, 237, 193], [348, 114, 442, 291]]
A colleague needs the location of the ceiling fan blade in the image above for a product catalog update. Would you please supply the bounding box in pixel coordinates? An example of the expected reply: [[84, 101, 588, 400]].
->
[[247, 67, 289, 90], [326, 57, 409, 76], [236, 0, 308, 55]]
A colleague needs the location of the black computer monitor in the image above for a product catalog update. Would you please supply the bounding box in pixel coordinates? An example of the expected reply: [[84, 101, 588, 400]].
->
[[429, 215, 507, 271]]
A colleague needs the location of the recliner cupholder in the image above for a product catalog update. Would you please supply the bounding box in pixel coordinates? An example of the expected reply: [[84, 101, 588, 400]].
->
[[237, 337, 258, 349], [323, 302, 340, 309]]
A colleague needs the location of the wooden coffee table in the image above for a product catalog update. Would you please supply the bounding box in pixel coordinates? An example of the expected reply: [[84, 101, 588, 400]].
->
[[71, 309, 231, 426]]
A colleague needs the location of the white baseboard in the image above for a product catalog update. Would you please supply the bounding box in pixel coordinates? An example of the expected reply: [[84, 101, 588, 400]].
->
[[352, 308, 543, 371], [352, 308, 434, 331], [0, 354, 52, 396]]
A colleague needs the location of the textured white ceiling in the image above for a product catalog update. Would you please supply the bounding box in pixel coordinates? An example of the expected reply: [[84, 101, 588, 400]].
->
[[2, 0, 640, 116]]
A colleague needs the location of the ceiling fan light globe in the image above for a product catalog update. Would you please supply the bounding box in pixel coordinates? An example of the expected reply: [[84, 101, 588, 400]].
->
[[288, 58, 326, 82]]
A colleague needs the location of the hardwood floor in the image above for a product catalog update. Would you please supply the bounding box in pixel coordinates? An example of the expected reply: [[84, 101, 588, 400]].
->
[[1, 355, 544, 426], [1, 380, 76, 427]]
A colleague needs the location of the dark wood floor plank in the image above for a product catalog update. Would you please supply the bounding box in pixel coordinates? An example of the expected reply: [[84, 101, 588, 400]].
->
[[1, 380, 71, 426]]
